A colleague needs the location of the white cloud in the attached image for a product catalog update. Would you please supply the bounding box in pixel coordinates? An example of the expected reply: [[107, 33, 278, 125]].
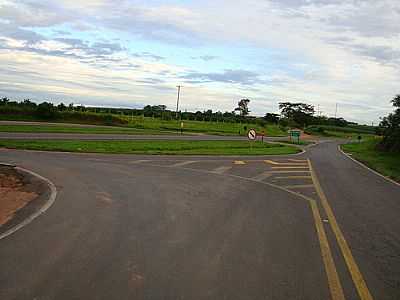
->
[[0, 0, 399, 123]]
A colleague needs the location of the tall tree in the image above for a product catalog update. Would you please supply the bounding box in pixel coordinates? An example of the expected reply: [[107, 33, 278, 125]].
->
[[379, 94, 400, 152], [234, 99, 250, 117], [264, 113, 280, 124], [279, 102, 315, 127]]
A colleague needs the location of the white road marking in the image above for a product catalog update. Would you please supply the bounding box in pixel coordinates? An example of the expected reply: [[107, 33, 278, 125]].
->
[[129, 160, 150, 164], [211, 166, 232, 174], [170, 160, 197, 167], [252, 172, 273, 181]]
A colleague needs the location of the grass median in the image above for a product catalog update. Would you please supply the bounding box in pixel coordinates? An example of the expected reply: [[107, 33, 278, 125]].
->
[[0, 120, 286, 136], [0, 124, 174, 135], [0, 140, 300, 155], [341, 139, 400, 182]]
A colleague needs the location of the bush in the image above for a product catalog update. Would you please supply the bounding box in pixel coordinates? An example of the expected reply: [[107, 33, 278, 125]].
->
[[379, 95, 400, 152], [36, 102, 58, 119]]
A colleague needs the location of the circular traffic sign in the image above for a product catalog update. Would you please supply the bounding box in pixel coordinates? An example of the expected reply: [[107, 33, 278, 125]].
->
[[247, 129, 257, 140]]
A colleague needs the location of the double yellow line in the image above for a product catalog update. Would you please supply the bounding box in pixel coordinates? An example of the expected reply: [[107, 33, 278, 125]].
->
[[308, 159, 373, 300]]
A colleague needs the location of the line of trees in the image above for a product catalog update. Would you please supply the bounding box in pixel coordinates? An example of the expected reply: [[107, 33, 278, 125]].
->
[[0, 96, 361, 130], [0, 97, 262, 125], [0, 98, 128, 125]]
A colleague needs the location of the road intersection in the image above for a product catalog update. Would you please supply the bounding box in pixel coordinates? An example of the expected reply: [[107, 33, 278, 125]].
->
[[0, 141, 399, 299]]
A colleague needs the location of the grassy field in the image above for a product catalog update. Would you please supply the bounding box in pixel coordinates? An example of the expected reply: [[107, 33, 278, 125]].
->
[[122, 116, 285, 136], [0, 119, 286, 136], [0, 140, 300, 155], [341, 139, 400, 182], [275, 139, 313, 146], [305, 125, 375, 139], [0, 124, 174, 135]]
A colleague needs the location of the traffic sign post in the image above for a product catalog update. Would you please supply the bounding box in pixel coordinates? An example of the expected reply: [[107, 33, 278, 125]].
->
[[247, 129, 257, 151], [247, 129, 257, 141], [260, 130, 265, 143], [289, 129, 301, 144]]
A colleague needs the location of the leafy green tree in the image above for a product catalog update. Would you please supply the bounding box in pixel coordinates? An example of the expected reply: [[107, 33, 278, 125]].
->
[[36, 102, 58, 119], [279, 102, 315, 127], [0, 97, 10, 105], [22, 99, 37, 108], [235, 99, 250, 117], [264, 113, 280, 124], [57, 103, 67, 111], [379, 95, 400, 152]]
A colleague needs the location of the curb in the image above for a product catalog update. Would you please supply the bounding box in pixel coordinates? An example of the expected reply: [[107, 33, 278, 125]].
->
[[0, 164, 57, 240], [338, 145, 400, 188]]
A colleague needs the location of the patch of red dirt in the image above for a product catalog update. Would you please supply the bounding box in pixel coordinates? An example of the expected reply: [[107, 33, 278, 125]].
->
[[0, 170, 37, 226]]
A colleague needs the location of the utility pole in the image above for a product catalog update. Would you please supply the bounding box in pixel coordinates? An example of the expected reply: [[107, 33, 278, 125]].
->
[[335, 103, 338, 119], [176, 85, 182, 119]]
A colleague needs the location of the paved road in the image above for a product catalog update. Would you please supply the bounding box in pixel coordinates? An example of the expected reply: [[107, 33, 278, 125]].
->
[[0, 142, 399, 300]]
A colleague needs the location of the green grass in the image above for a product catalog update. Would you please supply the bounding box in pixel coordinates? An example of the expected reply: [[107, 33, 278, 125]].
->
[[275, 139, 313, 146], [0, 124, 173, 135], [122, 117, 286, 136], [341, 139, 400, 182], [0, 140, 300, 155], [305, 125, 375, 138], [0, 115, 287, 136], [324, 131, 374, 139]]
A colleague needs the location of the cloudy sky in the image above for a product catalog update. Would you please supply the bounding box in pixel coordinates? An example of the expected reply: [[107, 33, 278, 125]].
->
[[0, 0, 399, 123]]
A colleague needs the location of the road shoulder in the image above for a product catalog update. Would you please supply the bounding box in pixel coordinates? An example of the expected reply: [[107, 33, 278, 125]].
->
[[339, 144, 400, 187]]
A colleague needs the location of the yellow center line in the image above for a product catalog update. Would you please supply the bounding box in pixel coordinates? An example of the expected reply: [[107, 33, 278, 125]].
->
[[283, 184, 314, 189], [275, 176, 312, 179], [308, 159, 374, 300], [233, 160, 246, 165], [148, 158, 346, 299], [309, 200, 346, 300], [271, 166, 310, 169], [264, 160, 308, 166]]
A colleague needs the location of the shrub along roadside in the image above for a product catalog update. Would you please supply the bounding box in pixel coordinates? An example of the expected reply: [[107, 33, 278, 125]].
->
[[0, 104, 128, 126], [378, 95, 400, 153]]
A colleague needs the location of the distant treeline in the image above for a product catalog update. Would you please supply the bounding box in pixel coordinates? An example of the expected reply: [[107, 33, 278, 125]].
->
[[0, 97, 372, 132], [0, 98, 128, 125]]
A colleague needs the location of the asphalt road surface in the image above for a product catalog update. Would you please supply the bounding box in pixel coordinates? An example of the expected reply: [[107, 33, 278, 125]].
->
[[0, 141, 399, 300]]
